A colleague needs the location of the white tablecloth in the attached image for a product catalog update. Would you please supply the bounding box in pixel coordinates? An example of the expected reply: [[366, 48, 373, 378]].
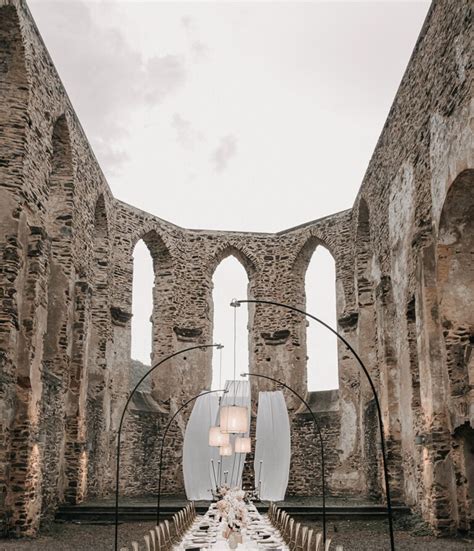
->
[[173, 503, 288, 551]]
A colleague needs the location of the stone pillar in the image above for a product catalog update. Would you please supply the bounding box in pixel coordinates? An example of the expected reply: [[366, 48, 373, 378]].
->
[[249, 267, 306, 411], [5, 225, 49, 536], [0, 200, 24, 535], [63, 280, 92, 505], [374, 275, 405, 503], [416, 243, 457, 533]]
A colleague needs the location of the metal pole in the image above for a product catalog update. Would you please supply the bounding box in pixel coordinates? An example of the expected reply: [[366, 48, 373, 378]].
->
[[234, 298, 395, 551], [156, 389, 227, 526], [256, 459, 263, 498], [230, 449, 238, 487], [211, 459, 218, 491], [113, 343, 222, 551], [242, 372, 327, 544]]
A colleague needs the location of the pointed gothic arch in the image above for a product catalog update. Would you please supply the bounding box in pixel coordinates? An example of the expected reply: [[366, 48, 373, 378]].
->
[[436, 169, 474, 531], [130, 230, 174, 402], [207, 244, 256, 389], [39, 115, 77, 513], [207, 243, 257, 281], [294, 237, 339, 391], [211, 253, 251, 389]]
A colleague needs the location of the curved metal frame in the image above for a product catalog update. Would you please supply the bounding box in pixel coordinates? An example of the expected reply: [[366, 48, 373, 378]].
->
[[242, 371, 327, 545], [155, 388, 228, 525], [114, 343, 221, 551], [233, 298, 395, 551]]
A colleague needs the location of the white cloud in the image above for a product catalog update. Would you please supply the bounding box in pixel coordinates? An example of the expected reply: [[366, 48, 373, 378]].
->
[[144, 55, 187, 104], [29, 0, 187, 174], [181, 14, 209, 62], [211, 135, 238, 173], [171, 113, 204, 150]]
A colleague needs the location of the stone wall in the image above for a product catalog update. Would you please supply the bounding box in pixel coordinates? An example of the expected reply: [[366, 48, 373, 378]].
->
[[0, 0, 472, 538]]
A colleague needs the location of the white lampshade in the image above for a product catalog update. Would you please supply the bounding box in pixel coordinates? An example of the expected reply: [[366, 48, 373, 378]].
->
[[235, 436, 251, 453], [220, 405, 248, 434], [219, 443, 233, 456], [208, 426, 230, 447]]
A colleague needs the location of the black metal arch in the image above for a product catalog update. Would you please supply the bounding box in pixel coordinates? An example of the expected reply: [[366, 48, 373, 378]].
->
[[113, 343, 222, 551], [232, 298, 395, 551], [156, 388, 228, 525], [242, 371, 327, 545]]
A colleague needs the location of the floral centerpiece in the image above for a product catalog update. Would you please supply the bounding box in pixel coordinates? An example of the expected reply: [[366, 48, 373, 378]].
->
[[215, 486, 248, 548]]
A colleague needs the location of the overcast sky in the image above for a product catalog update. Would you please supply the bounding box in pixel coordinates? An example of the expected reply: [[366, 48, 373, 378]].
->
[[29, 0, 430, 390]]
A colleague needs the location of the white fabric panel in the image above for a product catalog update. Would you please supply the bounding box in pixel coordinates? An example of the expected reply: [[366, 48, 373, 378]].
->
[[215, 380, 251, 488], [183, 392, 220, 500], [254, 391, 291, 501]]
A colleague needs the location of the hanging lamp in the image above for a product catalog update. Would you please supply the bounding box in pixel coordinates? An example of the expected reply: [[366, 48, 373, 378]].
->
[[209, 426, 230, 447], [219, 442, 233, 456], [220, 405, 248, 434], [235, 436, 251, 453], [220, 301, 249, 434], [209, 347, 231, 446]]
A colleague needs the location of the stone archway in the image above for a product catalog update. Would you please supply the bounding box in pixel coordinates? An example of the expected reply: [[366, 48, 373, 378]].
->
[[39, 115, 76, 515], [437, 169, 473, 421], [437, 169, 474, 531], [134, 230, 174, 404]]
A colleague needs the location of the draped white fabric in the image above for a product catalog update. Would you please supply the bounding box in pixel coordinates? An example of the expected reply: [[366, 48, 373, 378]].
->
[[254, 391, 291, 501], [213, 380, 251, 488], [183, 392, 220, 500]]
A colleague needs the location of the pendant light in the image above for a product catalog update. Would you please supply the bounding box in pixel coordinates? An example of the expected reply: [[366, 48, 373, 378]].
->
[[235, 436, 251, 453], [220, 405, 248, 434], [209, 347, 230, 446], [209, 426, 230, 447], [220, 302, 249, 434], [219, 442, 233, 456]]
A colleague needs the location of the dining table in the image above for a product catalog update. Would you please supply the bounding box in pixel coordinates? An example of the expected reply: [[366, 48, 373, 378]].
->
[[173, 502, 288, 551]]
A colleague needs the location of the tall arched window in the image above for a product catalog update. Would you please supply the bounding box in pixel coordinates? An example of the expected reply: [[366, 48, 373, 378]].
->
[[131, 239, 154, 391], [211, 255, 249, 389], [305, 246, 338, 390]]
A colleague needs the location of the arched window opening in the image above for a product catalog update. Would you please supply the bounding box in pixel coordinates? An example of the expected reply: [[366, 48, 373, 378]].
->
[[131, 239, 154, 392], [306, 246, 338, 391], [211, 255, 249, 390]]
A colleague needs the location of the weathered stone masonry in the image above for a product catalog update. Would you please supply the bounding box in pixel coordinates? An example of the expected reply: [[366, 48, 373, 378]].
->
[[0, 0, 472, 538]]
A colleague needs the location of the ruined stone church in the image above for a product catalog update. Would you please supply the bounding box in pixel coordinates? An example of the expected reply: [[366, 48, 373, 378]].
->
[[0, 0, 472, 540]]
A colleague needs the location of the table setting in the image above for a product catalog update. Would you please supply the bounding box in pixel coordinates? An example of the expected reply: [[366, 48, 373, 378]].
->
[[173, 490, 288, 551]]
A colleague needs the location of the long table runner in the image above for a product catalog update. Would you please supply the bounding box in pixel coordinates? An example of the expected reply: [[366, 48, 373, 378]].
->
[[173, 503, 288, 551]]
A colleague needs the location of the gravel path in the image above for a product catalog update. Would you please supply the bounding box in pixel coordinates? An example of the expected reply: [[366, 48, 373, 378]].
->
[[0, 519, 472, 551]]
